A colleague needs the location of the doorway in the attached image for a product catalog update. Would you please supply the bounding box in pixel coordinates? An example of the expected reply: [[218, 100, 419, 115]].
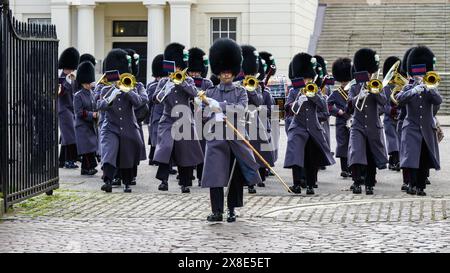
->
[[112, 42, 147, 84]]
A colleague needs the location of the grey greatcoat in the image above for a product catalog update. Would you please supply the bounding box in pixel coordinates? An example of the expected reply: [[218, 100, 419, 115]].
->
[[396, 82, 442, 170], [134, 82, 148, 161], [152, 77, 203, 167], [283, 88, 335, 168], [262, 86, 277, 164], [382, 85, 400, 154], [318, 85, 332, 148], [193, 78, 214, 153], [94, 83, 105, 156], [97, 86, 148, 169], [201, 82, 262, 188], [246, 86, 274, 167], [73, 88, 98, 155], [348, 83, 388, 169], [284, 88, 295, 134], [58, 73, 77, 145], [327, 88, 351, 158], [146, 79, 164, 147]]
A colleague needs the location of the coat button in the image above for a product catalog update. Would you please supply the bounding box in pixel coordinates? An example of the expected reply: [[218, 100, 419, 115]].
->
[[120, 127, 123, 130], [119, 108, 122, 111], [120, 117, 122, 120], [365, 125, 368, 128], [420, 96, 422, 99], [118, 98, 121, 102], [365, 115, 368, 118], [175, 100, 178, 103], [420, 116, 422, 119], [420, 106, 423, 108]]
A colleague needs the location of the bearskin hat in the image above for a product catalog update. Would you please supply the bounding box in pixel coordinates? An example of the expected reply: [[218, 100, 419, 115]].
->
[[151, 54, 167, 78], [400, 47, 415, 76], [58, 47, 80, 70], [210, 74, 220, 86], [103, 49, 131, 75], [407, 46, 436, 74], [332, 57, 352, 82], [241, 45, 259, 75], [288, 61, 294, 80], [353, 48, 379, 74], [257, 56, 266, 81], [383, 56, 400, 78], [291, 53, 316, 79], [188, 47, 208, 77], [124, 48, 140, 76], [79, 53, 96, 67], [209, 38, 242, 76], [76, 61, 95, 84], [259, 51, 276, 75], [164, 42, 187, 69]]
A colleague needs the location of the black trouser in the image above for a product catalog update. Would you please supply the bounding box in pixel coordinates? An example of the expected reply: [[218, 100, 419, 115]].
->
[[351, 139, 377, 187], [197, 163, 204, 181], [402, 169, 410, 185], [59, 143, 77, 164], [104, 165, 134, 185], [405, 140, 431, 190], [156, 163, 193, 186], [389, 151, 399, 165], [81, 152, 97, 170], [149, 146, 156, 163], [340, 157, 349, 172], [259, 168, 266, 182], [210, 155, 245, 214]]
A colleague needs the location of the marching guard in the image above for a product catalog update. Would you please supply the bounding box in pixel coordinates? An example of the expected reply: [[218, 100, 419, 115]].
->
[[58, 47, 80, 169], [200, 38, 263, 222], [187, 47, 213, 186], [396, 46, 442, 196], [98, 49, 148, 193], [382, 56, 402, 172], [347, 48, 388, 195], [147, 54, 167, 165], [152, 43, 204, 193], [327, 57, 352, 178], [284, 53, 335, 195], [239, 45, 266, 193], [314, 55, 332, 152], [73, 61, 98, 175]]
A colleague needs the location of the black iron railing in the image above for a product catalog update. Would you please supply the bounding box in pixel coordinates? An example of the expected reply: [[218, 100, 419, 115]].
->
[[0, 0, 59, 211]]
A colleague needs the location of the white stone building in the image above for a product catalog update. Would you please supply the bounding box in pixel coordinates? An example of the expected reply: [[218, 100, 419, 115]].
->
[[9, 0, 319, 83]]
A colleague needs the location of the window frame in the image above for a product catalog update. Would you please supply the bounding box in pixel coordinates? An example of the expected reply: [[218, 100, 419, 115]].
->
[[112, 20, 148, 37], [210, 17, 238, 44]]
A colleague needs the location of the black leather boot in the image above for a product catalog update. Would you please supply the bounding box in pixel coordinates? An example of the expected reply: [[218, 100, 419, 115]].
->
[[130, 177, 136, 186], [340, 171, 349, 178], [401, 184, 409, 191], [289, 185, 302, 194], [207, 212, 223, 222], [248, 185, 256, 194], [181, 186, 190, 193], [306, 186, 315, 195], [111, 178, 122, 187], [101, 180, 112, 193], [257, 182, 266, 187], [227, 208, 237, 223], [417, 188, 426, 196], [158, 180, 168, 191], [407, 185, 417, 195], [365, 186, 374, 195], [123, 183, 132, 193]]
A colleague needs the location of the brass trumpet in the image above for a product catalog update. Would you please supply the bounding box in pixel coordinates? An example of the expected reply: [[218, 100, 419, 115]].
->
[[355, 70, 384, 112], [243, 75, 259, 92], [169, 68, 188, 85], [117, 73, 137, 92], [423, 71, 441, 89]]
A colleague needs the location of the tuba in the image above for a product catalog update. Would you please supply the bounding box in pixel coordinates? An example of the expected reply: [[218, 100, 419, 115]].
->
[[243, 75, 259, 92], [383, 61, 408, 105]]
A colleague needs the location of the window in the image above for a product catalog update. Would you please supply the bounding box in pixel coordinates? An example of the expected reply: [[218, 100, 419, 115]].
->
[[210, 17, 237, 43], [28, 18, 51, 25], [113, 21, 147, 37]]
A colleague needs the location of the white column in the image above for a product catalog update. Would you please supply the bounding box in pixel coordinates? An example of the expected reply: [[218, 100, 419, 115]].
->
[[50, 1, 71, 54], [77, 5, 96, 55], [145, 1, 166, 82], [94, 5, 105, 61], [168, 0, 192, 47]]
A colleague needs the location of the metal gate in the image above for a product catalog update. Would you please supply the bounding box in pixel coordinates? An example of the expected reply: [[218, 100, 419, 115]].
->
[[0, 0, 59, 211]]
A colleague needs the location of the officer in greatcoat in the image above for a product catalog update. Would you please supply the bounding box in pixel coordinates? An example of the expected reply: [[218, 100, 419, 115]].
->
[[97, 49, 148, 193], [73, 61, 98, 175], [382, 56, 402, 172], [124, 48, 149, 186], [239, 45, 266, 194], [152, 43, 204, 193], [314, 55, 332, 153], [347, 48, 388, 195], [188, 47, 214, 186], [200, 38, 262, 222], [396, 46, 442, 196], [284, 53, 335, 195], [58, 47, 80, 169], [327, 57, 352, 178]]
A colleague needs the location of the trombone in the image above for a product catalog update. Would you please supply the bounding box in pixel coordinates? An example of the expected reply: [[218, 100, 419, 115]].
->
[[169, 68, 188, 85], [355, 70, 384, 112], [243, 75, 259, 92], [291, 82, 319, 115], [117, 73, 137, 92]]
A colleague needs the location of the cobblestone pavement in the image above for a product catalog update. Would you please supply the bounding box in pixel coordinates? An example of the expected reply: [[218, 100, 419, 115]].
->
[[1, 127, 450, 253]]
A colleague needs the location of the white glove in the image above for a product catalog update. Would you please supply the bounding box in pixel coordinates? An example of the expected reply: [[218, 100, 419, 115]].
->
[[411, 84, 425, 95], [194, 97, 203, 107], [207, 98, 222, 112], [358, 88, 368, 99], [105, 88, 121, 104]]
